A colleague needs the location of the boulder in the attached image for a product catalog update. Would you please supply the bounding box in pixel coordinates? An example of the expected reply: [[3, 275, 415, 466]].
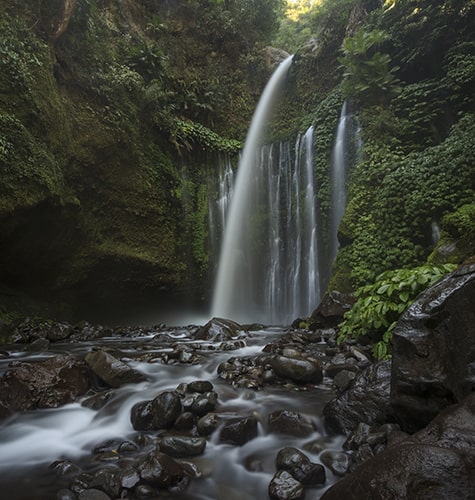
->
[[268, 470, 305, 500], [270, 354, 323, 384], [309, 291, 355, 328], [391, 264, 475, 432], [130, 391, 182, 431], [194, 317, 245, 341], [275, 447, 326, 485], [323, 360, 393, 435], [219, 416, 259, 446], [137, 451, 185, 488], [268, 410, 316, 437], [0, 354, 90, 412], [197, 412, 220, 436], [319, 450, 350, 476], [321, 393, 475, 500], [159, 436, 206, 457], [85, 349, 146, 388]]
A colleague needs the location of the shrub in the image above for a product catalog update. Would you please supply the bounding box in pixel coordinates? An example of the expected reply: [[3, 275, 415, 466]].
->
[[337, 263, 457, 359]]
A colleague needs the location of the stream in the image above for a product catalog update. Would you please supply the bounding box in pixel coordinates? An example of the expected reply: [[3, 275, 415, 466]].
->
[[0, 324, 344, 499]]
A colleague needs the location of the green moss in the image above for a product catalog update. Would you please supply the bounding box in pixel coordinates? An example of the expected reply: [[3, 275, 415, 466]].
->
[[429, 204, 475, 264]]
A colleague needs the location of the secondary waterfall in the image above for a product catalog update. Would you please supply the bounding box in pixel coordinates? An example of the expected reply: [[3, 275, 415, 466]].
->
[[211, 54, 325, 325], [208, 155, 235, 265], [330, 101, 350, 263]]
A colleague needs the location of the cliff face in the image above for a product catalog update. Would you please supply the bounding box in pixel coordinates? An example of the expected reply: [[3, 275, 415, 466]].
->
[[0, 0, 277, 321]]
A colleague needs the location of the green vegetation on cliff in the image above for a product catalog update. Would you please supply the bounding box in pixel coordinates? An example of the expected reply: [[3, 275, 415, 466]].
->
[[0, 0, 284, 320], [325, 0, 475, 291]]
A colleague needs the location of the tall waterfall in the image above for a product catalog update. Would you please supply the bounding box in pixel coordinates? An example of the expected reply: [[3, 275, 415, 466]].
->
[[211, 53, 326, 325]]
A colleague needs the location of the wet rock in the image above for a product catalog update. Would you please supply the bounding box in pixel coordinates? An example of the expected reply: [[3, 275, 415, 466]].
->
[[343, 422, 371, 451], [138, 450, 185, 488], [27, 337, 50, 351], [319, 450, 350, 476], [0, 354, 90, 412], [89, 467, 121, 497], [179, 460, 204, 479], [46, 323, 73, 341], [78, 489, 111, 500], [323, 360, 393, 435], [131, 391, 182, 431], [50, 460, 82, 478], [56, 489, 76, 500], [197, 412, 220, 436], [187, 380, 214, 393], [174, 411, 196, 431], [391, 264, 475, 432], [268, 470, 305, 500], [324, 362, 358, 379], [333, 369, 356, 392], [159, 436, 206, 457], [81, 390, 114, 410], [268, 410, 316, 437], [276, 447, 326, 485], [309, 290, 355, 329], [119, 467, 140, 489], [194, 317, 245, 341], [271, 354, 323, 384], [70, 472, 94, 494], [85, 349, 146, 388], [190, 391, 218, 416], [118, 440, 139, 453], [321, 393, 475, 500], [219, 416, 259, 446]]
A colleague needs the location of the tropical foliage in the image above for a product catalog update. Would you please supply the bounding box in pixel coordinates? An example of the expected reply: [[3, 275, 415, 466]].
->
[[338, 264, 457, 359]]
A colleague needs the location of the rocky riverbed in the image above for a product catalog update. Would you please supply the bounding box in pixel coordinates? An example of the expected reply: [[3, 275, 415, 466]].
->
[[0, 264, 474, 499], [0, 316, 362, 500]]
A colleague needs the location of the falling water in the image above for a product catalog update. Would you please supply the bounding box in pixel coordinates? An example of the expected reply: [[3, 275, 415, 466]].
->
[[330, 101, 350, 263], [212, 56, 294, 324], [208, 155, 235, 263], [302, 126, 320, 313], [431, 221, 441, 246], [211, 116, 321, 324], [263, 129, 321, 323], [212, 134, 321, 325]]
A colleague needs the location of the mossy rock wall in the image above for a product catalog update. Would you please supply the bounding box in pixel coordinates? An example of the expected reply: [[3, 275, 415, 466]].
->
[[0, 0, 279, 321]]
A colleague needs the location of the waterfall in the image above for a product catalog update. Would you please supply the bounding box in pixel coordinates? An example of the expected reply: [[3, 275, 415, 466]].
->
[[302, 126, 320, 313], [212, 56, 294, 324], [431, 221, 441, 246], [208, 155, 234, 264], [210, 56, 323, 325], [330, 101, 350, 263]]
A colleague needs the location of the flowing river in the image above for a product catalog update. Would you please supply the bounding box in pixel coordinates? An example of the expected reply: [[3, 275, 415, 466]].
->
[[0, 324, 344, 499]]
